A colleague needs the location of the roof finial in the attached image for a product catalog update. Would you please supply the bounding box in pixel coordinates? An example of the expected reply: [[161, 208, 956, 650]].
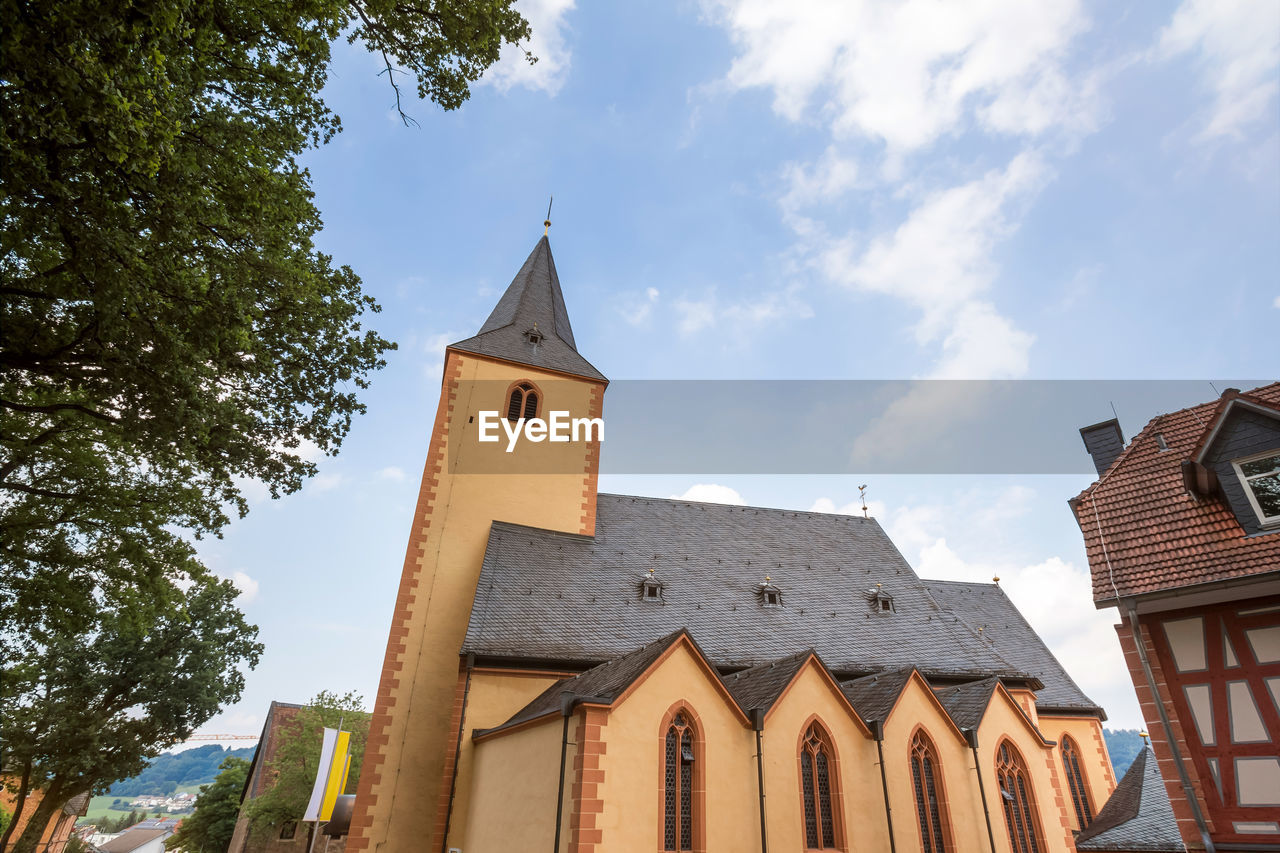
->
[[544, 195, 553, 235], [1140, 730, 1149, 746], [858, 484, 869, 518]]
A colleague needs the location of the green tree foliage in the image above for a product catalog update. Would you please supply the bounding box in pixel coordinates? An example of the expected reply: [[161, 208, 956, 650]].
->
[[106, 746, 256, 798], [166, 757, 249, 853], [1, 3, 529, 851], [242, 691, 369, 839], [1103, 728, 1146, 776], [0, 561, 262, 853]]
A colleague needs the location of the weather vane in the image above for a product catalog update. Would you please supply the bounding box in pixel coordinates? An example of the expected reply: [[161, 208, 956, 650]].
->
[[544, 195, 553, 235]]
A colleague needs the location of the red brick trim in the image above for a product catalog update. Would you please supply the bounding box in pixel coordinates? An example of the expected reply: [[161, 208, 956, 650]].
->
[[348, 351, 464, 851], [570, 706, 609, 852], [1040, 741, 1076, 851], [430, 664, 471, 850], [1115, 622, 1212, 849], [579, 383, 603, 536]]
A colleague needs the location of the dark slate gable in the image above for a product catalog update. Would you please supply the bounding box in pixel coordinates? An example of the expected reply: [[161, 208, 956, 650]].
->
[[932, 677, 1000, 733], [926, 580, 1104, 716], [449, 236, 607, 382], [839, 669, 915, 724], [724, 651, 815, 715], [462, 495, 1036, 681], [1074, 747, 1183, 851]]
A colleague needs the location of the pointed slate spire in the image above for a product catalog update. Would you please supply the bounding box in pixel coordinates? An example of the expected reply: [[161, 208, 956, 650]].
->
[[449, 236, 606, 382], [1074, 746, 1184, 851]]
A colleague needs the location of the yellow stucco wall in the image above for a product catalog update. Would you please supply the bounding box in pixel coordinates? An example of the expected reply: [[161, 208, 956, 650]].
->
[[1042, 715, 1117, 832], [357, 351, 603, 853], [593, 642, 759, 852], [446, 668, 569, 847], [975, 691, 1076, 853], [761, 661, 889, 852], [881, 675, 987, 853], [464, 715, 568, 853]]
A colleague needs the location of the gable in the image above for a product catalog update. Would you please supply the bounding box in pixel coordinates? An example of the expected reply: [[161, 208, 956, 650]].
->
[[1197, 402, 1280, 535], [882, 671, 967, 745], [764, 656, 871, 736], [978, 683, 1052, 748]]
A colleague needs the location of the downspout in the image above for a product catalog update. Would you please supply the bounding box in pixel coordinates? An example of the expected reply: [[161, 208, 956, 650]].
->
[[552, 693, 610, 853], [1126, 602, 1216, 853], [751, 708, 768, 853], [440, 653, 475, 853], [553, 692, 574, 853], [871, 720, 897, 853], [964, 729, 997, 853]]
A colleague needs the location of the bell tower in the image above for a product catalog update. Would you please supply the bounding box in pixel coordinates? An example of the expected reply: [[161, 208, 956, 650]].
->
[[348, 234, 607, 852]]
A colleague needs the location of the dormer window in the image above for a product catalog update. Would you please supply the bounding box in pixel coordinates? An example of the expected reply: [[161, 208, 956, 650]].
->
[[756, 576, 782, 608], [865, 586, 895, 614], [1232, 450, 1280, 527], [523, 325, 545, 346], [640, 569, 664, 602], [506, 381, 540, 423]]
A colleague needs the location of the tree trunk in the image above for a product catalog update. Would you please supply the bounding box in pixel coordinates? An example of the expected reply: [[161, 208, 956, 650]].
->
[[0, 759, 32, 852], [8, 781, 64, 853]]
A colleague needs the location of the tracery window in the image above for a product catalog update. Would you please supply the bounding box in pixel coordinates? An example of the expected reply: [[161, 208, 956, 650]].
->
[[663, 711, 696, 852], [996, 740, 1045, 853], [909, 729, 951, 853], [505, 381, 539, 422], [799, 721, 840, 850], [1060, 735, 1093, 829]]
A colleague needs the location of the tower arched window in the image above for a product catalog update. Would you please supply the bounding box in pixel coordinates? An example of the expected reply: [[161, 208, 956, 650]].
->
[[799, 720, 842, 850], [505, 381, 540, 422], [909, 728, 952, 853], [1060, 735, 1093, 829], [995, 740, 1045, 853], [662, 708, 700, 852]]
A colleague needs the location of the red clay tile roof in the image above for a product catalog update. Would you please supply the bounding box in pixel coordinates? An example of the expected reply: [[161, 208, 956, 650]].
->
[[1073, 383, 1280, 605]]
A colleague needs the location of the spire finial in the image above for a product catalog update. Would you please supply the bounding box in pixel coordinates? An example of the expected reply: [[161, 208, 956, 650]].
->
[[544, 195, 553, 235], [1140, 730, 1149, 746]]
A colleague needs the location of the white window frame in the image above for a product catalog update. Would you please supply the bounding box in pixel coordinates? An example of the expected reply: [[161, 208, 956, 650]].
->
[[1231, 449, 1280, 528]]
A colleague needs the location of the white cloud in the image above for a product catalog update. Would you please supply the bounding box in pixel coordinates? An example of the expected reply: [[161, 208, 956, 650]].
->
[[483, 0, 576, 95], [1274, 294, 1280, 309], [1157, 0, 1280, 141], [821, 151, 1047, 378], [670, 483, 748, 505], [378, 466, 407, 482], [312, 473, 343, 492], [710, 0, 1094, 155], [620, 287, 661, 326], [228, 570, 259, 605], [674, 286, 812, 337]]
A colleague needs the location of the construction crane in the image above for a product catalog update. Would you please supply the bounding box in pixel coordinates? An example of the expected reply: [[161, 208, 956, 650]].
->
[[183, 734, 259, 742]]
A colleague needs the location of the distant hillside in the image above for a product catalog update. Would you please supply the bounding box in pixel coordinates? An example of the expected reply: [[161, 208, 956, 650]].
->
[[1103, 728, 1146, 777], [107, 745, 257, 797]]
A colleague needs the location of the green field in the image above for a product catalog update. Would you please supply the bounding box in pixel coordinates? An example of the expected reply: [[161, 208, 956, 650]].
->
[[77, 785, 202, 827]]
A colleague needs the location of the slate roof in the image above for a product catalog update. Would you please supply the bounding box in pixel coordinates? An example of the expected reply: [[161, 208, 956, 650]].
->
[[449, 236, 607, 382], [1073, 383, 1280, 603], [724, 650, 815, 714], [475, 630, 705, 737], [932, 677, 1000, 732], [463, 494, 1100, 717], [838, 668, 915, 724], [927, 580, 1103, 716], [1074, 747, 1183, 851]]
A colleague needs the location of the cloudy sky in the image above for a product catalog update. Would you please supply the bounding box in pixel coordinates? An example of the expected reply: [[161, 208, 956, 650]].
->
[[191, 0, 1279, 743]]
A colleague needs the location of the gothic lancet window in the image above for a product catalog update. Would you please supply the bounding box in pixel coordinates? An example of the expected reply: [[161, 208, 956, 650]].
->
[[505, 381, 539, 422], [1060, 735, 1094, 829], [910, 728, 951, 852], [663, 710, 697, 852], [799, 721, 840, 850], [996, 740, 1045, 853]]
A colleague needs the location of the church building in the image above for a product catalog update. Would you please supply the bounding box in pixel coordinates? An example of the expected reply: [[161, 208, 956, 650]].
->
[[347, 234, 1123, 853]]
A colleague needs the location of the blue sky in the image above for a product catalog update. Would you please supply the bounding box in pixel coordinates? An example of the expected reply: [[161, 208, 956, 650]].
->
[[190, 0, 1279, 744]]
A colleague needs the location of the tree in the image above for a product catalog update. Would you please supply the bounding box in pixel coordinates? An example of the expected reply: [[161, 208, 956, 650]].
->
[[242, 691, 369, 839], [166, 757, 249, 853], [1, 4, 528, 851], [0, 558, 261, 853]]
